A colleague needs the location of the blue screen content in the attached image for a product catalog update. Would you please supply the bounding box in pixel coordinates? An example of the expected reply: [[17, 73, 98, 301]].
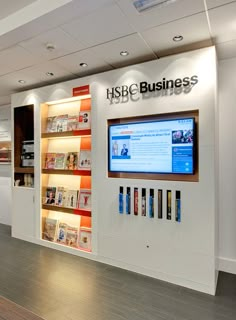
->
[[109, 118, 195, 174]]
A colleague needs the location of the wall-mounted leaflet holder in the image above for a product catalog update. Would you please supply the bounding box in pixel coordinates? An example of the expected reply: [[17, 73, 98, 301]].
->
[[149, 189, 154, 218], [167, 190, 172, 220], [126, 187, 131, 214], [175, 191, 181, 222], [119, 186, 124, 214], [158, 189, 163, 219], [141, 188, 146, 216], [134, 187, 138, 215]]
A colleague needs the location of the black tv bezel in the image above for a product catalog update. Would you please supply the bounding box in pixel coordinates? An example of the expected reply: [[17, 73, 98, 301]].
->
[[108, 117, 196, 175]]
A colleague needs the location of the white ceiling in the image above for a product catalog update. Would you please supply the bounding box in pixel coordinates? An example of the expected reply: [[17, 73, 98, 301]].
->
[[0, 0, 235, 106]]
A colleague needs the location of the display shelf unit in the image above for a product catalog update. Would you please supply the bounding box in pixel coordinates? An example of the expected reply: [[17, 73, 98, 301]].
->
[[40, 96, 92, 252], [0, 141, 11, 163], [14, 105, 34, 187]]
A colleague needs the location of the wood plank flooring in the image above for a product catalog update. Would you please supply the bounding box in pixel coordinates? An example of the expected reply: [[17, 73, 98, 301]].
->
[[0, 296, 44, 320], [0, 223, 236, 320]]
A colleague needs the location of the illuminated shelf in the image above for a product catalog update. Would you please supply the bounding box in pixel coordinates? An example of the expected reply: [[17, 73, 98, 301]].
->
[[15, 167, 34, 174], [42, 129, 91, 139], [41, 238, 92, 253], [42, 169, 91, 176], [42, 204, 91, 217]]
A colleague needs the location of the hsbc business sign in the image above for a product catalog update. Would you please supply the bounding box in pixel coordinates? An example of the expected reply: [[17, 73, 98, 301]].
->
[[106, 75, 199, 102]]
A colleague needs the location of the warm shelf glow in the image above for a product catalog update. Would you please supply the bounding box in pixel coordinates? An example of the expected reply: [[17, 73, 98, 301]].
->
[[42, 204, 91, 217], [45, 95, 91, 105]]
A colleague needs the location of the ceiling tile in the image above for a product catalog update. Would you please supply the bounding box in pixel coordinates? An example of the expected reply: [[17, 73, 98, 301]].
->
[[19, 27, 86, 60], [206, 0, 236, 9], [91, 33, 157, 68], [141, 12, 211, 54], [0, 45, 42, 71], [116, 0, 205, 32], [216, 39, 236, 60], [208, 2, 236, 44], [61, 3, 135, 47], [20, 61, 75, 83], [0, 70, 41, 95], [0, 64, 14, 77], [53, 49, 113, 77]]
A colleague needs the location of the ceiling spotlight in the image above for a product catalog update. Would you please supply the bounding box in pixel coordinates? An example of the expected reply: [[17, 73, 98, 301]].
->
[[46, 43, 56, 51], [18, 80, 26, 84], [80, 62, 88, 67], [120, 50, 129, 56], [46, 72, 54, 76], [173, 35, 183, 42]]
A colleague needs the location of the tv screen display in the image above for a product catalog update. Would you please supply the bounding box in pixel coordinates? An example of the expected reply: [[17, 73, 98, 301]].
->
[[108, 117, 195, 174]]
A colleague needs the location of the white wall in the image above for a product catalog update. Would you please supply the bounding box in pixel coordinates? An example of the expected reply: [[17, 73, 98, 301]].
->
[[0, 105, 11, 225], [93, 47, 217, 295], [218, 57, 236, 274], [11, 47, 218, 294]]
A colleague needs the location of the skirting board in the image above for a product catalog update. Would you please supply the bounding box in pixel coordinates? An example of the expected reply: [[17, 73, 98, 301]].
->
[[218, 257, 236, 275]]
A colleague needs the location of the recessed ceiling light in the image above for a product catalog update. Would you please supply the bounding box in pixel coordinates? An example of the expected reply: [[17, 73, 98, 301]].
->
[[46, 43, 56, 51], [80, 62, 88, 67], [120, 50, 129, 56], [18, 80, 26, 84], [173, 35, 183, 42], [46, 72, 54, 76]]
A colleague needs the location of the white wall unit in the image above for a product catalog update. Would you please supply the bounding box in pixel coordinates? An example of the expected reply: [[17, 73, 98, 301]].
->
[[0, 177, 11, 225], [11, 47, 218, 295], [218, 57, 236, 274], [0, 105, 11, 225], [11, 187, 35, 240]]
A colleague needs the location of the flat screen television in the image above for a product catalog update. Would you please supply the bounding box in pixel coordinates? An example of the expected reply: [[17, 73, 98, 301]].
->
[[108, 117, 195, 174]]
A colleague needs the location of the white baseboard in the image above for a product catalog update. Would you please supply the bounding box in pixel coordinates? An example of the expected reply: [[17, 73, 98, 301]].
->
[[218, 257, 236, 274]]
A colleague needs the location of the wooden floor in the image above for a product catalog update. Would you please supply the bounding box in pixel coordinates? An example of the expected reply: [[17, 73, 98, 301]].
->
[[0, 224, 236, 320], [0, 296, 44, 320]]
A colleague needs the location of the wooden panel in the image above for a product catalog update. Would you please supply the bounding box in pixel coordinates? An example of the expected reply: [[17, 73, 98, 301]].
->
[[42, 169, 91, 176], [42, 204, 91, 217], [14, 167, 34, 174], [0, 296, 43, 320]]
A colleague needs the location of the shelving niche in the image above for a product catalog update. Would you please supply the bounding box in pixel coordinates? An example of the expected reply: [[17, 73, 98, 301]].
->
[[40, 96, 92, 253], [14, 105, 34, 187]]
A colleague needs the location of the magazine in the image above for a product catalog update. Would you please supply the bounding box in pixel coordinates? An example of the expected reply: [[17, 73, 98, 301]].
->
[[45, 153, 56, 169], [78, 150, 91, 169], [78, 189, 91, 209], [46, 116, 57, 133], [65, 152, 79, 170], [78, 227, 92, 251], [45, 186, 57, 205], [66, 226, 79, 247], [55, 186, 67, 206], [56, 222, 67, 244], [67, 115, 79, 131], [78, 111, 91, 130], [55, 114, 68, 132], [54, 153, 66, 169], [43, 218, 58, 241], [64, 189, 78, 208]]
